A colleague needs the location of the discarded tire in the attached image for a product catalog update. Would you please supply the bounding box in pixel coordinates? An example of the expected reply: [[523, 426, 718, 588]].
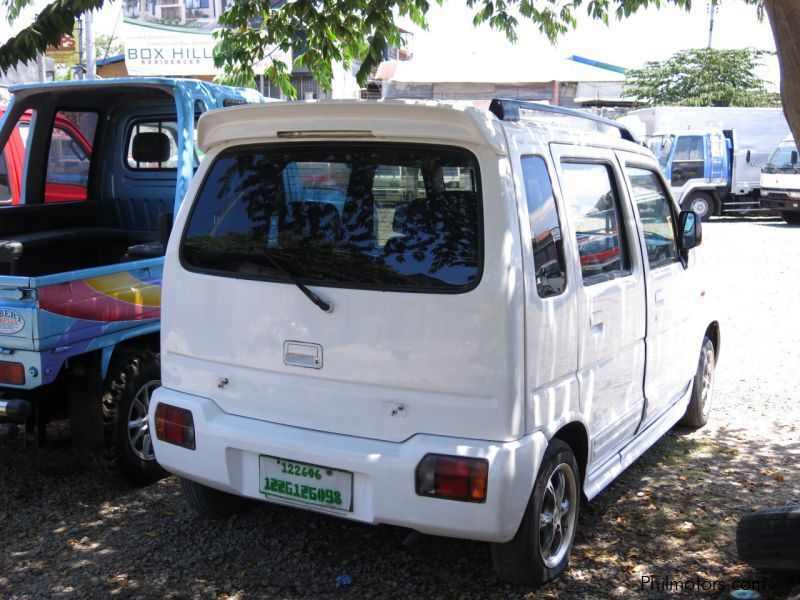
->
[[736, 505, 800, 572]]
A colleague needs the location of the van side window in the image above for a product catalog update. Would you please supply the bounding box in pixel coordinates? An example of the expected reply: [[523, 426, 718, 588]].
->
[[626, 167, 680, 268], [45, 111, 98, 203], [560, 162, 630, 283], [520, 156, 566, 297]]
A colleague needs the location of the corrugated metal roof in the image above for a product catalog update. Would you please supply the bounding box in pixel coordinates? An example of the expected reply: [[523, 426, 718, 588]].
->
[[374, 57, 626, 84]]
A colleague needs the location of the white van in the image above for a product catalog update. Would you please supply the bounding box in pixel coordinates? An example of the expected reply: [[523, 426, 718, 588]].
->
[[760, 134, 800, 224], [150, 99, 719, 586]]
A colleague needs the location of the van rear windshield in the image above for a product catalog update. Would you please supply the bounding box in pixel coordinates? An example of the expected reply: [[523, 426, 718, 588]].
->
[[181, 143, 482, 292]]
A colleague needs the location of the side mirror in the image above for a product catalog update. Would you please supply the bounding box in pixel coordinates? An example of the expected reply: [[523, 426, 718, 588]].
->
[[679, 210, 702, 252], [745, 150, 751, 164], [792, 150, 798, 166]]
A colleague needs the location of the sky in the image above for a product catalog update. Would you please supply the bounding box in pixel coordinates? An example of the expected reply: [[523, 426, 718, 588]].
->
[[0, 0, 780, 86]]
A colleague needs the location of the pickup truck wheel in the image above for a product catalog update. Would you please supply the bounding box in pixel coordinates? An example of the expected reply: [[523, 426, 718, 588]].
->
[[679, 337, 715, 428], [102, 350, 166, 485], [737, 505, 800, 571], [491, 440, 579, 586], [685, 192, 713, 222], [782, 212, 800, 224], [181, 477, 258, 519]]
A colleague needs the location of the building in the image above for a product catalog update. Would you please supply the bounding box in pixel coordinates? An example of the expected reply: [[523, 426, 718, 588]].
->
[[372, 54, 633, 108]]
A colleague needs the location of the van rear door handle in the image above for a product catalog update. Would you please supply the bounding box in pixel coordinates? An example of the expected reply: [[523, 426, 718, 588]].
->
[[655, 289, 665, 305], [284, 341, 323, 369]]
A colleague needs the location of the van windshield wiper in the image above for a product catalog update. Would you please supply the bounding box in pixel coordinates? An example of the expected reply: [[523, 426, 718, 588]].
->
[[241, 254, 333, 313]]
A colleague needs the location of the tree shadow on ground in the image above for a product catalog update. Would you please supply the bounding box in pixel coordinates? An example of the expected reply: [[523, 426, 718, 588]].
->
[[1, 422, 798, 599]]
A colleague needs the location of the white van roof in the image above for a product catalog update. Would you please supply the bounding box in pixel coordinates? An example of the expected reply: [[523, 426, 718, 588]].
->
[[197, 99, 649, 157]]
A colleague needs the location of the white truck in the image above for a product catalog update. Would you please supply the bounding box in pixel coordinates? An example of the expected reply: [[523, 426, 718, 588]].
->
[[150, 99, 718, 586], [760, 134, 800, 224], [620, 107, 790, 220]]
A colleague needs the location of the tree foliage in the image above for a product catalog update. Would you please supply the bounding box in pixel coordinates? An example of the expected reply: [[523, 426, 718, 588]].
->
[[0, 0, 105, 72], [1, 0, 724, 95], [624, 47, 780, 107]]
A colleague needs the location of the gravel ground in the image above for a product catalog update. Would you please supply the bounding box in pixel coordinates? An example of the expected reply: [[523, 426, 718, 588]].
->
[[1, 216, 799, 600]]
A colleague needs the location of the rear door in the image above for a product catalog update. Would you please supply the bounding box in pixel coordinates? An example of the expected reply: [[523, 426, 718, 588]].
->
[[550, 144, 647, 466], [166, 140, 524, 444], [618, 154, 696, 425]]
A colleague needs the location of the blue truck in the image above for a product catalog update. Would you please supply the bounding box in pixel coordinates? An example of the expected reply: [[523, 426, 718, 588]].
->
[[0, 78, 261, 482], [621, 107, 790, 220]]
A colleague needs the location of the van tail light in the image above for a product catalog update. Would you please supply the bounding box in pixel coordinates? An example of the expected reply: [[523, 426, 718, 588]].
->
[[155, 403, 195, 450], [0, 361, 25, 385], [415, 454, 488, 503]]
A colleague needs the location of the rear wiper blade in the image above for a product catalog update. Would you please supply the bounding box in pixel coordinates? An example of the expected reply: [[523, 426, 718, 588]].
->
[[251, 253, 333, 314]]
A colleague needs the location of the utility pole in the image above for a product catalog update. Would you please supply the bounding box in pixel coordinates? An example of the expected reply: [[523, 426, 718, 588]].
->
[[77, 17, 84, 79], [85, 10, 96, 79], [707, 0, 716, 48]]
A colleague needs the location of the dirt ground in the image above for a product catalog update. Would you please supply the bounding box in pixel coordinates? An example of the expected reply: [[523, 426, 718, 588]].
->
[[1, 216, 799, 599]]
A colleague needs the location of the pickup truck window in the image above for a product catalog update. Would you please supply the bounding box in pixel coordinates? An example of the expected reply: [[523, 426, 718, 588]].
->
[[0, 151, 10, 203], [45, 111, 97, 203], [560, 162, 631, 283], [520, 156, 566, 298], [126, 119, 179, 170], [626, 167, 680, 268], [181, 143, 482, 293]]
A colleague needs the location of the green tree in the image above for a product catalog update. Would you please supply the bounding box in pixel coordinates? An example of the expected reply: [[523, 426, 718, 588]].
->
[[95, 33, 123, 61], [0, 0, 799, 137], [624, 48, 781, 107]]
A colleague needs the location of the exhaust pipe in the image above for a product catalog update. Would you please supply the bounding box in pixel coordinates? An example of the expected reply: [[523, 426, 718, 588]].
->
[[0, 399, 31, 422]]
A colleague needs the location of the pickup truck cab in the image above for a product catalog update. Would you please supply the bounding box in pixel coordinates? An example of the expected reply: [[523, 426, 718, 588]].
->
[[151, 99, 719, 584], [0, 78, 261, 483]]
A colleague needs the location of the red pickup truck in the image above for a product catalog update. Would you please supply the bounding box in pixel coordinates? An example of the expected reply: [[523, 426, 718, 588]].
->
[[0, 108, 92, 205]]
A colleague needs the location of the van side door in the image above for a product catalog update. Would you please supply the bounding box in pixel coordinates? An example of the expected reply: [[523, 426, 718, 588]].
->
[[618, 154, 697, 426], [504, 130, 578, 436], [550, 144, 647, 467]]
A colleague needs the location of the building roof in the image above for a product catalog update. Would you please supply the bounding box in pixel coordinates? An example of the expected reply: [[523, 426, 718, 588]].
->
[[96, 54, 125, 66], [374, 56, 627, 84]]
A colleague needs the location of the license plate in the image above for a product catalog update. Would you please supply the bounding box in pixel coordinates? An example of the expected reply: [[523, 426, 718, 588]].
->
[[259, 455, 353, 512]]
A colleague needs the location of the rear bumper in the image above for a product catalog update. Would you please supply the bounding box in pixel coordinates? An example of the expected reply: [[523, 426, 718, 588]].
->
[[150, 386, 546, 543]]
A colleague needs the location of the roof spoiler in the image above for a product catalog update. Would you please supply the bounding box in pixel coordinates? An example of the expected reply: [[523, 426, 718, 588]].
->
[[488, 98, 637, 143]]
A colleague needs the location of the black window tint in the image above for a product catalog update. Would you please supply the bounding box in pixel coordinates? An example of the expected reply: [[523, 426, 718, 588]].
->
[[561, 162, 630, 283], [181, 143, 481, 292], [627, 167, 680, 268], [521, 156, 566, 297]]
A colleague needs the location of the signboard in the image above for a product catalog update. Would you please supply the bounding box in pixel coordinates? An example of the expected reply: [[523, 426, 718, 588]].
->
[[122, 6, 288, 77], [46, 24, 80, 65], [122, 24, 217, 76]]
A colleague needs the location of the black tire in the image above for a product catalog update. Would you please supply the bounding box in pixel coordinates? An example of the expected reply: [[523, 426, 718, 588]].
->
[[684, 192, 714, 222], [102, 349, 166, 485], [679, 336, 715, 428], [491, 440, 580, 586], [782, 212, 800, 225], [181, 477, 258, 519], [737, 505, 800, 571]]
